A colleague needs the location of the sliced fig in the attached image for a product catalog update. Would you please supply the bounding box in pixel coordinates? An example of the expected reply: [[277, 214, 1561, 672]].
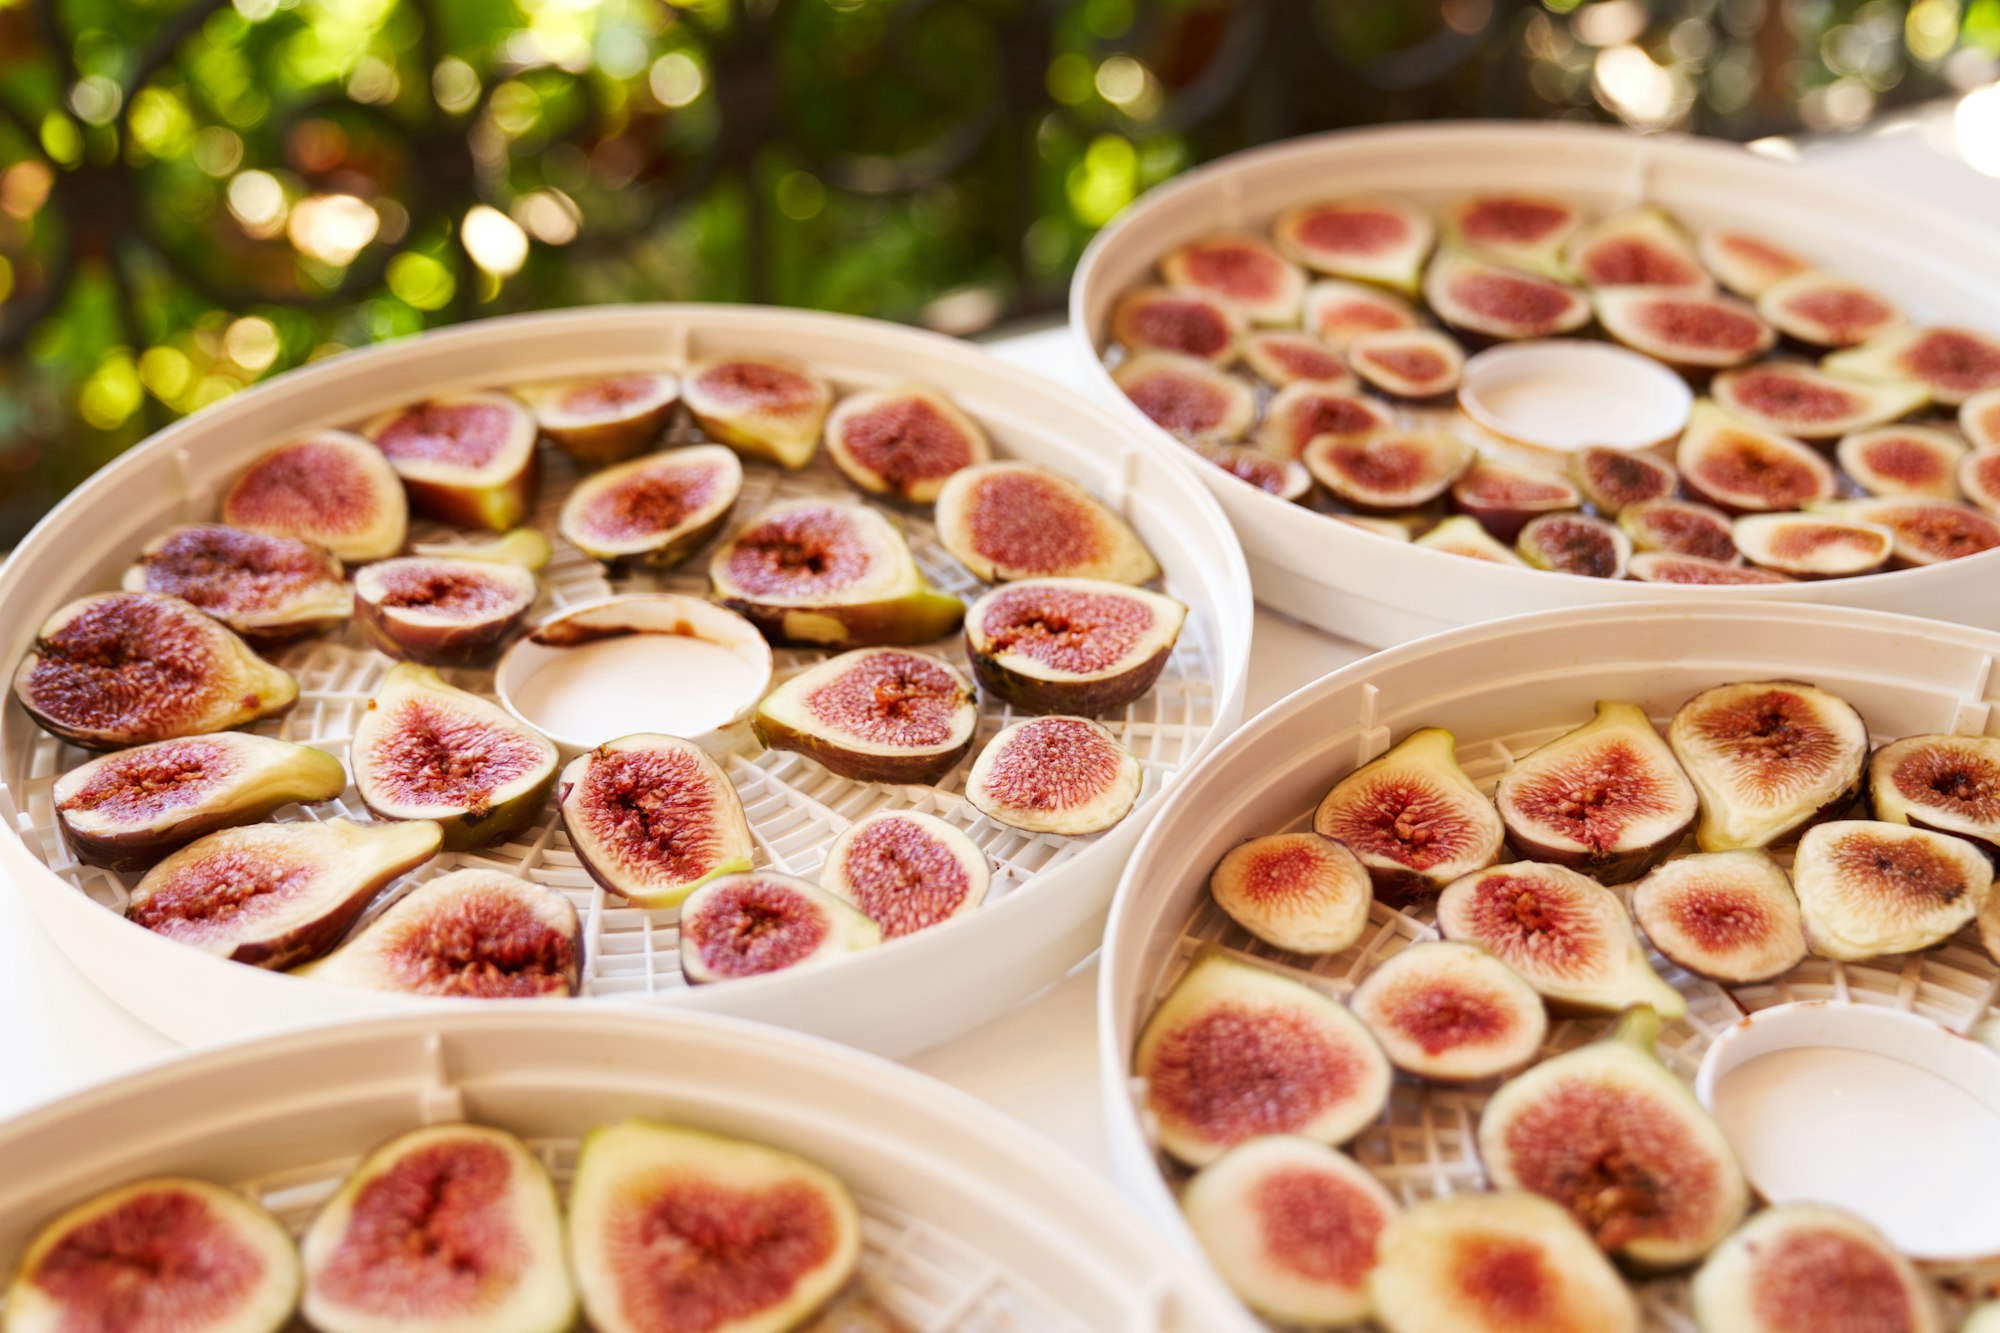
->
[[1757, 272, 1905, 351], [1835, 425, 1968, 500], [709, 499, 963, 648], [1734, 512, 1894, 578], [413, 527, 552, 570], [1630, 552, 1793, 584], [1696, 227, 1812, 298], [1160, 230, 1305, 325], [1345, 328, 1464, 401], [1668, 680, 1868, 852], [1339, 514, 1418, 541], [1565, 208, 1710, 290], [353, 556, 537, 666], [1517, 512, 1631, 579], [933, 461, 1159, 584], [1568, 447, 1677, 517], [824, 383, 991, 504], [13, 592, 298, 749], [221, 430, 408, 563], [1713, 362, 1927, 441], [517, 371, 679, 467], [1808, 496, 2000, 566], [1194, 440, 1313, 501], [1313, 727, 1504, 905], [352, 663, 559, 851], [1237, 329, 1354, 389], [365, 391, 541, 533], [1792, 818, 1992, 959], [1273, 197, 1433, 294], [1677, 399, 1838, 515], [1440, 192, 1585, 278], [1594, 288, 1774, 370], [754, 648, 975, 785], [55, 733, 346, 872], [682, 352, 834, 469], [556, 443, 744, 569], [1962, 388, 2000, 451], [567, 1120, 860, 1333], [1423, 252, 1591, 342], [1181, 1136, 1399, 1328], [1437, 862, 1686, 1016], [1301, 279, 1422, 349], [3, 1177, 300, 1333], [1303, 429, 1471, 513], [1870, 733, 2000, 857], [1254, 382, 1394, 461], [1450, 459, 1581, 544], [964, 577, 1185, 716], [1826, 326, 2000, 407], [1496, 700, 1697, 882], [965, 714, 1141, 835], [1478, 1007, 1747, 1265], [123, 524, 352, 646], [1631, 849, 1806, 985], [1134, 949, 1390, 1166], [1348, 939, 1548, 1083], [300, 868, 581, 997], [1961, 446, 2000, 517], [127, 818, 442, 969], [1619, 498, 1740, 562], [678, 871, 880, 982], [1112, 286, 1243, 365], [1412, 514, 1529, 565], [1110, 351, 1257, 443], [558, 734, 753, 909], [1691, 1203, 1938, 1333], [820, 809, 990, 939], [1209, 831, 1372, 956]]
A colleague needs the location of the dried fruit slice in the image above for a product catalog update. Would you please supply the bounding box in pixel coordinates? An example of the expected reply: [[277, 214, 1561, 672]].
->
[[124, 525, 352, 646], [4, 1177, 300, 1333], [128, 818, 442, 969], [1209, 831, 1372, 955], [678, 872, 881, 982], [1313, 727, 1504, 905], [557, 443, 744, 569], [1450, 460, 1581, 543], [1668, 680, 1868, 852], [1161, 231, 1306, 324], [1835, 425, 1967, 500], [755, 648, 975, 784], [1412, 515, 1528, 565], [1423, 252, 1590, 342], [1111, 286, 1244, 365], [413, 527, 552, 570], [1111, 351, 1257, 442], [1478, 1007, 1747, 1265], [1565, 208, 1709, 290], [568, 1120, 861, 1333], [824, 383, 991, 504], [682, 353, 834, 469], [1713, 362, 1927, 441], [365, 392, 541, 532], [1811, 496, 2000, 566], [966, 715, 1141, 834], [1870, 733, 2000, 856], [1255, 382, 1394, 461], [55, 733, 346, 872], [1440, 192, 1585, 278], [222, 430, 408, 563], [1619, 498, 1740, 563], [1758, 272, 1904, 351], [1303, 430, 1472, 513], [1274, 197, 1434, 294], [709, 498, 963, 648], [1302, 280, 1423, 349], [1691, 1204, 1938, 1333], [1181, 1136, 1398, 1327], [1696, 228, 1811, 298], [1496, 701, 1697, 882], [353, 556, 537, 666], [1345, 328, 1464, 400], [352, 663, 559, 851], [1195, 440, 1312, 501], [1962, 446, 2000, 517], [558, 734, 752, 908], [1734, 513, 1895, 579], [933, 461, 1159, 584], [1963, 388, 2000, 451], [1630, 553, 1793, 584], [13, 592, 298, 749], [1677, 400, 1837, 515], [300, 868, 581, 997], [821, 809, 989, 939], [1437, 862, 1686, 1016], [1632, 850, 1806, 984], [1237, 330, 1353, 388], [1826, 326, 2000, 407], [1792, 819, 1992, 959], [1517, 513, 1631, 578], [1594, 288, 1774, 370], [964, 577, 1185, 716], [1569, 447, 1676, 517], [516, 371, 679, 467], [1348, 940, 1547, 1082]]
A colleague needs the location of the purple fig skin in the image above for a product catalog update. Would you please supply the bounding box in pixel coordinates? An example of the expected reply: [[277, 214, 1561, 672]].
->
[[752, 650, 977, 785], [352, 559, 536, 667], [1450, 463, 1581, 544], [1503, 814, 1694, 887], [968, 643, 1172, 717], [753, 714, 973, 785]]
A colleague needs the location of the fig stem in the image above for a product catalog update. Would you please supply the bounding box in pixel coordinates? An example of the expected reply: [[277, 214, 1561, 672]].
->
[[1611, 1005, 1664, 1054]]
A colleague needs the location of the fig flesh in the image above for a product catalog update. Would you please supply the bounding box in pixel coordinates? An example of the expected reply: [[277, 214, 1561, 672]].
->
[[965, 714, 1142, 834], [1836, 425, 1967, 501], [221, 430, 408, 563], [1691, 1203, 1938, 1333], [824, 383, 991, 504], [1668, 680, 1868, 851], [1677, 400, 1837, 515], [1254, 382, 1394, 461], [1449, 460, 1582, 543], [1302, 429, 1472, 513], [302, 868, 581, 998], [1565, 208, 1710, 290], [1961, 446, 2000, 517], [556, 443, 744, 569], [1808, 496, 2000, 566], [1237, 329, 1354, 389], [678, 872, 880, 982], [517, 371, 679, 467], [1758, 272, 1905, 350], [1962, 388, 2000, 451], [1110, 350, 1257, 442], [1630, 552, 1793, 584], [963, 577, 1186, 716], [1495, 701, 1697, 883], [1568, 447, 1677, 517], [1824, 325, 2000, 406], [1273, 196, 1433, 294], [1593, 288, 1774, 370], [1111, 286, 1243, 365], [1734, 512, 1895, 579], [1423, 253, 1590, 342], [1440, 192, 1584, 278], [1209, 831, 1372, 955], [1618, 498, 1740, 562], [413, 527, 552, 570], [1313, 727, 1504, 905], [1347, 939, 1547, 1082], [558, 734, 753, 909], [1412, 515, 1528, 565], [1516, 513, 1631, 579], [1696, 228, 1811, 298], [1792, 819, 1992, 959], [55, 733, 346, 872], [1870, 733, 2000, 856], [365, 391, 541, 532], [123, 524, 352, 646], [1631, 849, 1807, 983], [1161, 230, 1306, 325], [127, 817, 442, 969], [353, 556, 537, 666], [1713, 362, 1927, 441], [1302, 279, 1422, 349], [301, 1123, 575, 1333], [682, 353, 834, 469], [933, 461, 1159, 584], [820, 809, 989, 939], [1344, 327, 1464, 400], [1194, 440, 1313, 501], [755, 648, 975, 784], [13, 592, 298, 749]]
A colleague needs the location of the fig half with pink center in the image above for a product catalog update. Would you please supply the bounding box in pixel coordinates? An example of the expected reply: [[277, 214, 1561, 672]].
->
[[1618, 498, 1739, 562], [1423, 252, 1591, 342], [1194, 440, 1312, 501], [1134, 949, 1391, 1167], [1962, 388, 2000, 450], [1209, 831, 1372, 955], [933, 461, 1160, 584], [1734, 513, 1895, 579], [1303, 430, 1472, 513], [1237, 329, 1354, 389], [678, 872, 880, 983], [682, 353, 833, 469], [221, 430, 408, 563], [1273, 197, 1433, 294], [753, 647, 976, 784], [1692, 1204, 1939, 1333], [1412, 515, 1528, 565], [1792, 819, 1991, 960], [1568, 446, 1677, 517], [965, 714, 1142, 835], [365, 391, 541, 532], [1667, 679, 1868, 852], [1516, 512, 1630, 579], [1962, 446, 2000, 517], [1160, 230, 1305, 325], [354, 556, 538, 666], [1807, 497, 2000, 566], [1677, 400, 1837, 514], [1110, 350, 1256, 442], [1564, 208, 1711, 290], [301, 1123, 575, 1333], [1826, 325, 2000, 407], [1348, 940, 1547, 1082], [963, 577, 1185, 716], [1111, 286, 1243, 365], [1593, 288, 1775, 370], [1312, 726, 1504, 906], [1631, 849, 1807, 984], [824, 383, 991, 504], [1255, 382, 1394, 461], [1344, 327, 1464, 400], [1835, 425, 1967, 501], [1449, 459, 1581, 543], [820, 809, 989, 939], [1440, 192, 1585, 278], [1630, 552, 1792, 584], [1870, 733, 2000, 857], [558, 733, 753, 909], [557, 442, 743, 569], [1712, 362, 1927, 440], [1757, 272, 1905, 350], [1696, 227, 1811, 298], [124, 524, 352, 646], [299, 868, 582, 998], [517, 371, 679, 467], [1302, 279, 1422, 349]]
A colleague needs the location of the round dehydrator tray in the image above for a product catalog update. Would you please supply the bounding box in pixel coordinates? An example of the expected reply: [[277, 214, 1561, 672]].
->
[[0, 304, 1252, 1059], [1070, 121, 2000, 648], [0, 1006, 1245, 1330], [1096, 601, 2000, 1331]]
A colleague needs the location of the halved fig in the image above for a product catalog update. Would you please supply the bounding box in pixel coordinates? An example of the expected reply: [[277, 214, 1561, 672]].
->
[[1792, 819, 1993, 959], [824, 383, 990, 504], [755, 648, 975, 785], [1565, 208, 1710, 290], [1758, 272, 1905, 350], [1619, 498, 1740, 562], [568, 1120, 860, 1333], [1110, 349, 1256, 443], [820, 809, 989, 939], [557, 443, 744, 569], [1668, 680, 1868, 852], [964, 577, 1185, 716], [1209, 831, 1372, 955], [1302, 279, 1422, 349], [1313, 727, 1504, 905], [966, 715, 1141, 834], [516, 371, 679, 467], [1962, 388, 2000, 451], [1569, 447, 1677, 517], [1339, 514, 1419, 541], [123, 524, 352, 646], [1181, 1136, 1399, 1328], [1134, 948, 1391, 1166], [1825, 326, 2000, 407], [1237, 329, 1353, 389], [1630, 552, 1793, 584], [1412, 514, 1529, 565], [682, 352, 834, 469], [1517, 512, 1631, 578], [1691, 1203, 1938, 1333], [4, 1177, 300, 1333], [1273, 197, 1433, 294], [1477, 1006, 1747, 1265], [1347, 939, 1548, 1082], [1303, 429, 1472, 513], [1962, 446, 2000, 517], [413, 527, 552, 570], [1632, 849, 1807, 983], [1440, 192, 1585, 279], [1870, 733, 2000, 856], [678, 871, 880, 982], [1594, 288, 1774, 370], [1734, 512, 1894, 579], [1808, 496, 2000, 566], [1161, 230, 1305, 325], [1112, 286, 1243, 365], [1836, 425, 1967, 501], [1423, 252, 1591, 342], [1696, 227, 1811, 298], [1370, 1191, 1638, 1333], [1255, 382, 1394, 461], [709, 499, 963, 648], [1437, 862, 1686, 1016], [1496, 700, 1697, 882], [1195, 440, 1313, 501], [353, 556, 537, 665], [221, 430, 408, 563], [1713, 362, 1927, 441], [300, 868, 581, 997], [352, 663, 559, 851], [365, 391, 541, 532], [55, 733, 346, 872], [933, 461, 1159, 584], [127, 818, 442, 969], [1345, 328, 1464, 400], [13, 592, 298, 749], [558, 733, 753, 908], [1677, 399, 1838, 514], [1450, 459, 1582, 543]]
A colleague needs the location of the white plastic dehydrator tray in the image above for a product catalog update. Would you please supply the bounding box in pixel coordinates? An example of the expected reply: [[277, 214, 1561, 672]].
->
[[0, 1006, 1247, 1331], [1070, 121, 2000, 647], [0, 305, 1252, 1059], [1096, 601, 2000, 1332]]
